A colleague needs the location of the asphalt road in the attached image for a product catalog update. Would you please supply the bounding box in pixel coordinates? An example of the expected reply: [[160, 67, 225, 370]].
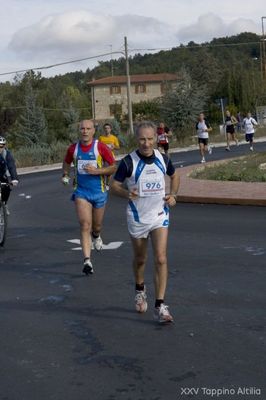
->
[[0, 146, 266, 400], [169, 138, 266, 168]]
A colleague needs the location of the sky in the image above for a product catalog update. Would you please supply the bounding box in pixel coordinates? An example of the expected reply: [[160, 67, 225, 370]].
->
[[0, 0, 265, 82]]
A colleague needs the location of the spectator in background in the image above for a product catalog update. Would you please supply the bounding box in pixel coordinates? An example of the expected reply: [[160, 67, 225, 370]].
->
[[236, 111, 243, 133]]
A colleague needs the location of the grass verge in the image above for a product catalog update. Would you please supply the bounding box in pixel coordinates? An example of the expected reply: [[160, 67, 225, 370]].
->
[[190, 151, 266, 183]]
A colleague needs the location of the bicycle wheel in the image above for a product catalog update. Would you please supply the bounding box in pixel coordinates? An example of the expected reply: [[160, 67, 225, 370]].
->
[[0, 202, 7, 246]]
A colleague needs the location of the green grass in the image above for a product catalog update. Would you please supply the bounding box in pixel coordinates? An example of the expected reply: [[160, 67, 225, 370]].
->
[[191, 151, 266, 183]]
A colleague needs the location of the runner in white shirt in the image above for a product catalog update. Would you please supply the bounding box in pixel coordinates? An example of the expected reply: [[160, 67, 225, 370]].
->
[[242, 112, 258, 151], [196, 112, 213, 163], [111, 121, 180, 324]]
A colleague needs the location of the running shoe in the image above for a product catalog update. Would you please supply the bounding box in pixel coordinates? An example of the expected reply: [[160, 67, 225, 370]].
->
[[250, 146, 254, 151], [5, 204, 10, 216], [135, 288, 148, 313], [208, 146, 212, 155], [82, 258, 94, 275], [92, 235, 103, 251], [154, 303, 174, 323], [201, 157, 206, 163], [225, 147, 230, 151]]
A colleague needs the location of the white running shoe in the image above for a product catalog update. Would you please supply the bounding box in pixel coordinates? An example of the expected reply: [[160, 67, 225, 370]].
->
[[82, 258, 94, 275], [92, 235, 103, 251], [135, 289, 148, 313], [201, 157, 206, 163], [154, 304, 174, 323], [250, 146, 254, 151], [208, 146, 212, 155]]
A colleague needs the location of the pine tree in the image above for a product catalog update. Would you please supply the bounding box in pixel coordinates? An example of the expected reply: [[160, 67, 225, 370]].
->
[[159, 69, 208, 142], [15, 80, 48, 145]]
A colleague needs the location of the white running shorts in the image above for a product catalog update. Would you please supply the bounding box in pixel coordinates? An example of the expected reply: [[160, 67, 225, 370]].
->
[[127, 210, 169, 239]]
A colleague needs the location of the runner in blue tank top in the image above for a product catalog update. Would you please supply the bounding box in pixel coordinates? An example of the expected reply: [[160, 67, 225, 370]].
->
[[62, 119, 116, 275]]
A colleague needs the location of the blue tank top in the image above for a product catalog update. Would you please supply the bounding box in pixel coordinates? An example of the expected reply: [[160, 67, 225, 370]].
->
[[74, 140, 106, 194]]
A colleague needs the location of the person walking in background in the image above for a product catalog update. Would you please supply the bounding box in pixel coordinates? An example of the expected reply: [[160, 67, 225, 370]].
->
[[236, 111, 243, 133], [62, 120, 116, 275], [110, 121, 180, 324], [242, 112, 258, 151], [196, 112, 213, 163], [224, 110, 238, 151], [98, 123, 120, 156], [157, 122, 172, 156]]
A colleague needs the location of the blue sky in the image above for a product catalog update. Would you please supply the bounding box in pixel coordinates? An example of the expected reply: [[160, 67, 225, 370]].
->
[[0, 0, 265, 81]]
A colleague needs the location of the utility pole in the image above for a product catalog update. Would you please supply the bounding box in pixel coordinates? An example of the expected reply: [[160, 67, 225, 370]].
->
[[109, 44, 114, 77], [261, 17, 266, 79], [124, 36, 134, 135]]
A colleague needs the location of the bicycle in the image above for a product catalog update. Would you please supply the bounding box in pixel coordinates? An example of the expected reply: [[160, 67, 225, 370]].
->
[[0, 182, 9, 247]]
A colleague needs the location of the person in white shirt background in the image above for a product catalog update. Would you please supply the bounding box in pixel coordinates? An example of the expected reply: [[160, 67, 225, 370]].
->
[[242, 112, 258, 151], [196, 112, 213, 163]]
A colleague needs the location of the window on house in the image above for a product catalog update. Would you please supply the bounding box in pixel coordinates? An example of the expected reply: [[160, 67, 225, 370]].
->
[[109, 103, 122, 117], [110, 85, 121, 95], [135, 84, 146, 94]]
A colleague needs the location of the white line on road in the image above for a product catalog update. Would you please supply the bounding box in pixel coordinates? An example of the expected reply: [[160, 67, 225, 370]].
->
[[67, 239, 123, 251]]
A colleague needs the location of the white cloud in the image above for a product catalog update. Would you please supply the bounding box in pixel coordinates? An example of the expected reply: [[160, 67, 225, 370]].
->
[[9, 11, 116, 57], [177, 13, 260, 43]]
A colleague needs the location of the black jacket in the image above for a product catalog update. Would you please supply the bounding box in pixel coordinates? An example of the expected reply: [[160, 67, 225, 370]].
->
[[0, 149, 18, 181]]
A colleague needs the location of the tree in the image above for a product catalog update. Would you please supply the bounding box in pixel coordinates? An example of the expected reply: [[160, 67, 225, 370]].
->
[[159, 69, 208, 142], [132, 100, 160, 121], [14, 80, 48, 145]]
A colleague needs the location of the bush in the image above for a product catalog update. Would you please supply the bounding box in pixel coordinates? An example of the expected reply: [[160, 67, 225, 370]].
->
[[13, 142, 68, 167]]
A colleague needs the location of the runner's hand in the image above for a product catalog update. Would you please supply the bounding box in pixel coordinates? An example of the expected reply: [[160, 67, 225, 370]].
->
[[164, 194, 176, 207], [128, 189, 138, 200], [62, 176, 70, 185]]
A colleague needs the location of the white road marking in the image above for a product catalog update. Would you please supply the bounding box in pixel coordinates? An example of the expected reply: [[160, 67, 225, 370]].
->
[[67, 239, 123, 251]]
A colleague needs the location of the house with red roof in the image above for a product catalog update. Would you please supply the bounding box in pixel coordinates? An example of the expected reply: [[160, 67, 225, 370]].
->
[[87, 73, 177, 120]]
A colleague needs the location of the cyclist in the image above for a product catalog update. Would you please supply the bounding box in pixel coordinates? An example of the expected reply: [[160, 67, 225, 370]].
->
[[0, 136, 19, 210]]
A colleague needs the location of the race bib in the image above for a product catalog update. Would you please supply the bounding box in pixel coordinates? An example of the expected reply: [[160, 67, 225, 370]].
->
[[77, 159, 97, 174], [139, 179, 164, 197]]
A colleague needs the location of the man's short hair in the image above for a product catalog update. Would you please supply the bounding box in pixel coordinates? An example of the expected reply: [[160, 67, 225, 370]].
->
[[135, 121, 157, 136]]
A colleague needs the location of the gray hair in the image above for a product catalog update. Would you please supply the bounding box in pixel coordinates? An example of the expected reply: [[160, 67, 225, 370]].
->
[[135, 121, 157, 136]]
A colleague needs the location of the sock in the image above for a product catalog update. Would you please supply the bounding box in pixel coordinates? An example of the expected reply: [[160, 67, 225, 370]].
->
[[92, 232, 99, 239], [155, 299, 164, 308], [135, 283, 145, 291]]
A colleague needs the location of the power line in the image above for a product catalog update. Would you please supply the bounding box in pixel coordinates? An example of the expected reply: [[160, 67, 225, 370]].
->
[[129, 41, 262, 52], [0, 51, 124, 77]]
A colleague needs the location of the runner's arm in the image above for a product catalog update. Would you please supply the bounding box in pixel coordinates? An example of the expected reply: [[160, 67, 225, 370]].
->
[[164, 170, 180, 205]]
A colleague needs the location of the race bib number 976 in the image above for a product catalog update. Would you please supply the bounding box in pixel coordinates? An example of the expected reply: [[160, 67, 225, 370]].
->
[[139, 180, 164, 197]]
